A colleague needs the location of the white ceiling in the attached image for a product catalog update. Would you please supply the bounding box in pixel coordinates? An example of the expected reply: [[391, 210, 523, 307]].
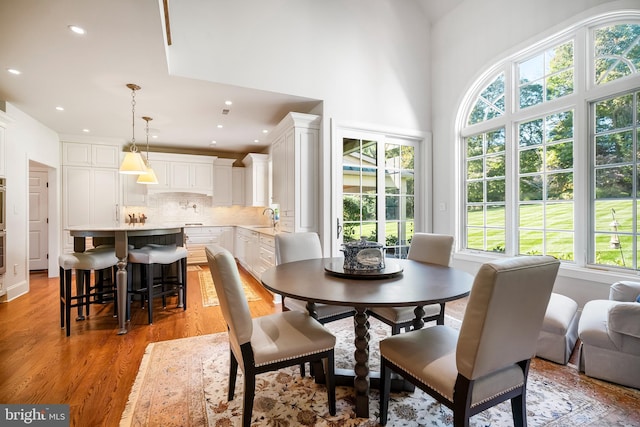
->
[[0, 0, 462, 155]]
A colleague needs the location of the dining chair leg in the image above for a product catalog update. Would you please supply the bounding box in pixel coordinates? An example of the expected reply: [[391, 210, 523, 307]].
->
[[379, 359, 392, 425], [325, 354, 336, 416], [242, 374, 256, 427], [228, 348, 238, 401], [511, 394, 526, 427]]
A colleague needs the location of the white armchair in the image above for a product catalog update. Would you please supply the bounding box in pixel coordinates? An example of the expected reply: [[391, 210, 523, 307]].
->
[[578, 281, 640, 389]]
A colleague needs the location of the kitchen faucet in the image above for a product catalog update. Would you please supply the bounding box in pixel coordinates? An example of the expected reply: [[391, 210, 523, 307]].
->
[[262, 207, 277, 228]]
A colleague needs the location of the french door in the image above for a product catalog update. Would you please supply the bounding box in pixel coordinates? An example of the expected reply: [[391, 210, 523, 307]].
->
[[334, 128, 423, 259]]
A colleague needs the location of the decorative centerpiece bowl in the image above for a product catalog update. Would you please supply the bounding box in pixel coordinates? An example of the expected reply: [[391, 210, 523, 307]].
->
[[341, 237, 385, 271]]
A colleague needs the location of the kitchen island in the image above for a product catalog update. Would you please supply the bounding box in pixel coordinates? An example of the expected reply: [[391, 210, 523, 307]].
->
[[67, 223, 184, 334]]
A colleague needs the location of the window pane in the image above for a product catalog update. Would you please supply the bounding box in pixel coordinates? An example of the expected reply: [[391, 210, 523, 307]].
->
[[519, 41, 574, 109], [486, 155, 505, 177], [595, 166, 633, 198], [487, 179, 505, 202], [595, 94, 633, 132], [595, 24, 640, 85], [546, 202, 574, 230], [595, 131, 633, 165], [467, 135, 483, 157], [486, 228, 506, 253], [401, 146, 414, 169], [519, 229, 544, 255], [487, 128, 506, 153], [467, 205, 483, 226], [467, 73, 505, 125], [487, 205, 505, 226], [546, 142, 573, 171], [467, 227, 484, 250], [519, 119, 543, 146], [467, 181, 483, 203], [385, 170, 400, 194], [545, 231, 574, 260], [594, 233, 632, 268], [520, 148, 543, 173], [594, 200, 632, 233], [547, 172, 573, 200], [520, 203, 544, 228], [520, 175, 544, 200], [467, 159, 483, 179], [403, 196, 414, 220]]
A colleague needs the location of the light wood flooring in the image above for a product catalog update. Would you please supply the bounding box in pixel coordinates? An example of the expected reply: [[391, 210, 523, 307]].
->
[[0, 266, 638, 427]]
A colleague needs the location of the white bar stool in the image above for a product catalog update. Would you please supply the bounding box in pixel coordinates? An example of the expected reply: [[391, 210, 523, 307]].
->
[[58, 250, 119, 336], [127, 244, 188, 324]]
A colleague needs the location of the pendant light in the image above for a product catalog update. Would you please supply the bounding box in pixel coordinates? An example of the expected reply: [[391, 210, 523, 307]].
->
[[119, 83, 147, 174], [137, 116, 159, 184]]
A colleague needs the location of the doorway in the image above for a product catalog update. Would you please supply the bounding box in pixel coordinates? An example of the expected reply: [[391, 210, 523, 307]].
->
[[29, 167, 49, 271], [332, 125, 429, 257]]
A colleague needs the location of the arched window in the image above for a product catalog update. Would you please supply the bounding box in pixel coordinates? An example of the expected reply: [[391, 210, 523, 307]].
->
[[460, 15, 640, 271]]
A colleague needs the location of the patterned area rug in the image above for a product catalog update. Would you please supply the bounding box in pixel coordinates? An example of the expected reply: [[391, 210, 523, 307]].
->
[[120, 316, 621, 426], [198, 270, 261, 307]]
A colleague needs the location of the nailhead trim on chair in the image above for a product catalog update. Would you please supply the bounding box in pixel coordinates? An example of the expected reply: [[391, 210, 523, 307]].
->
[[254, 346, 336, 368]]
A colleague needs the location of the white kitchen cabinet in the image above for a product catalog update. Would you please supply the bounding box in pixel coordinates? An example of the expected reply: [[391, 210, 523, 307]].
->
[[253, 233, 275, 279], [184, 226, 234, 264], [62, 141, 121, 251], [269, 112, 320, 232], [232, 167, 245, 206], [122, 173, 146, 206], [213, 158, 235, 206], [235, 227, 257, 272], [146, 152, 216, 195], [62, 141, 120, 168], [62, 166, 120, 251], [242, 153, 269, 207], [0, 112, 7, 177], [170, 161, 213, 193]]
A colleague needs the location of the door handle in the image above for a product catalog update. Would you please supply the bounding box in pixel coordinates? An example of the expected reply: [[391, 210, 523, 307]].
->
[[336, 218, 343, 239]]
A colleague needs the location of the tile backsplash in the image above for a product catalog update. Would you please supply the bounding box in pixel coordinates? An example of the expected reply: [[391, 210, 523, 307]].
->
[[123, 192, 270, 226]]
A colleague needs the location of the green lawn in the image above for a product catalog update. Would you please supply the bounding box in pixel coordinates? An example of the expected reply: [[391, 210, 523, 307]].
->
[[467, 201, 636, 267], [344, 201, 636, 268]]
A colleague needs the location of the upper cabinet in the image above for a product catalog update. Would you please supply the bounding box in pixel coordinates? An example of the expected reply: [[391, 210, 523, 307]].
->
[[270, 112, 320, 233], [232, 167, 245, 206], [242, 153, 269, 207], [145, 152, 216, 195], [62, 141, 120, 168], [0, 111, 9, 177], [213, 158, 235, 206]]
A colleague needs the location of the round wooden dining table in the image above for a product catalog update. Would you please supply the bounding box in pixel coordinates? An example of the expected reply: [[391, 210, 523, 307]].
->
[[260, 257, 474, 418]]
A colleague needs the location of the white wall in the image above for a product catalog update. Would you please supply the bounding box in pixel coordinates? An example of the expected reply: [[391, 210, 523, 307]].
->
[[4, 103, 60, 299], [165, 0, 433, 252], [430, 0, 637, 305]]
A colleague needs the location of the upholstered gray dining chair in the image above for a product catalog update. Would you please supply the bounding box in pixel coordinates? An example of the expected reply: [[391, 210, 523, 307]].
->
[[275, 232, 355, 376], [205, 244, 337, 426], [379, 255, 560, 427], [368, 232, 454, 334], [275, 232, 355, 323]]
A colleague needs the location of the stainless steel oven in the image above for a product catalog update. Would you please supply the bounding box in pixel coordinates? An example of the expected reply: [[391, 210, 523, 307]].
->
[[0, 178, 5, 275]]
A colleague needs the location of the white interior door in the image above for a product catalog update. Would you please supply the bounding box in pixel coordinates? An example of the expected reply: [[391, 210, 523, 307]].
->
[[29, 170, 48, 270]]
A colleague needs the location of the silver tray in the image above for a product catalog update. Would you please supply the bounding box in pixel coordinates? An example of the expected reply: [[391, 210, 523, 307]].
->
[[324, 260, 403, 280]]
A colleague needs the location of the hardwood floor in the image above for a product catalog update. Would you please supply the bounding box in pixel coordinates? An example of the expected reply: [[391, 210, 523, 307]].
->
[[1, 266, 639, 427], [0, 265, 276, 427]]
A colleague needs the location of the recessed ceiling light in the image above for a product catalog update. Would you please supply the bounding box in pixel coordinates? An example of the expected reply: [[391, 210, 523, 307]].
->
[[152, 135, 158, 139], [224, 100, 232, 106], [254, 139, 259, 143], [217, 124, 223, 128], [262, 129, 268, 134], [210, 140, 217, 145], [68, 25, 86, 35], [56, 106, 64, 111], [82, 129, 90, 133], [7, 68, 21, 75]]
